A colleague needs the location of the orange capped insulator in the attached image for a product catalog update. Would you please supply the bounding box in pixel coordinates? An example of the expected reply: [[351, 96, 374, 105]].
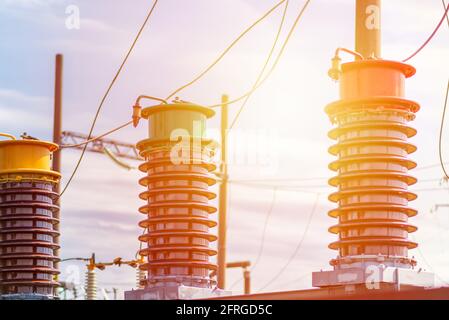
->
[[325, 60, 420, 269], [136, 102, 218, 289], [0, 136, 60, 298]]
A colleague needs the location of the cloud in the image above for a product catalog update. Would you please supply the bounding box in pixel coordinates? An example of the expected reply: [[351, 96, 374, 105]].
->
[[0, 89, 52, 136], [2, 0, 449, 296], [0, 0, 63, 8]]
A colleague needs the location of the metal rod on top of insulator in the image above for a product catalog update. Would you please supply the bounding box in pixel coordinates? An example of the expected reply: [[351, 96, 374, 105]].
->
[[355, 0, 381, 59]]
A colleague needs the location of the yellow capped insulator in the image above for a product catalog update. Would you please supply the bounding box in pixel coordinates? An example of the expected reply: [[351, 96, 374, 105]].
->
[[0, 138, 60, 182], [136, 101, 218, 289], [0, 135, 61, 298], [325, 60, 419, 270]]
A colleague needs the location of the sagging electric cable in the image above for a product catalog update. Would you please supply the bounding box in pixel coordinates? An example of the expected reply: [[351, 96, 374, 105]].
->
[[402, 2, 449, 62], [229, 187, 278, 290], [410, 234, 449, 286], [165, 0, 287, 101], [257, 192, 320, 292], [270, 271, 311, 291], [61, 120, 133, 149], [229, 0, 290, 131], [60, 0, 159, 197], [444, 0, 449, 26], [208, 0, 313, 109], [439, 79, 449, 180]]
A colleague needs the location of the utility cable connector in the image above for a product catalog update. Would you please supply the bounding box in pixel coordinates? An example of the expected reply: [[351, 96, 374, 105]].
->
[[328, 48, 364, 81], [132, 95, 167, 127]]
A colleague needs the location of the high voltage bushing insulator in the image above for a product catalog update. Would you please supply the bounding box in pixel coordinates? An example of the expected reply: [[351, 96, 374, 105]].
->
[[85, 268, 97, 300], [136, 102, 218, 289], [0, 136, 60, 299], [325, 60, 420, 269]]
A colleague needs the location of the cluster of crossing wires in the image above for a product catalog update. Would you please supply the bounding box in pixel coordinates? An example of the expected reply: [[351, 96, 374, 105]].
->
[[60, 0, 159, 197], [61, 0, 301, 196], [229, 0, 449, 289], [63, 0, 449, 196], [59, 0, 449, 292]]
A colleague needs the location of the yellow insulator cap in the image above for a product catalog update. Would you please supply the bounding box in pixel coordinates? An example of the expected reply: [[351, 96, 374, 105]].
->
[[0, 138, 59, 176]]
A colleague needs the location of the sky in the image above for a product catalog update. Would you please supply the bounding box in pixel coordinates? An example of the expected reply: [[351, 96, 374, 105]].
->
[[0, 0, 449, 299]]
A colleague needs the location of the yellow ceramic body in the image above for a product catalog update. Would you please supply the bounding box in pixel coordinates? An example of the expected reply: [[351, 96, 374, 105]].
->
[[0, 139, 60, 180], [141, 102, 215, 142]]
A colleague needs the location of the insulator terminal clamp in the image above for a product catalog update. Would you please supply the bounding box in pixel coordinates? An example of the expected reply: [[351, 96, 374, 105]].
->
[[136, 101, 218, 289], [325, 58, 420, 270], [0, 137, 61, 298]]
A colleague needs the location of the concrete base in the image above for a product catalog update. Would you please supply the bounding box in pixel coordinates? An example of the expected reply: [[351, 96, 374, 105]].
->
[[312, 266, 435, 290], [125, 286, 232, 300]]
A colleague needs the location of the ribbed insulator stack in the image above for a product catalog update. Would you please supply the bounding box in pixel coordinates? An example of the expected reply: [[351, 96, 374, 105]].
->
[[0, 137, 60, 298], [85, 269, 97, 300], [136, 102, 217, 289], [325, 60, 420, 269]]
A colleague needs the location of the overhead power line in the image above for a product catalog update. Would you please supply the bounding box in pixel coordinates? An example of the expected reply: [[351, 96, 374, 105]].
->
[[444, 0, 449, 27], [257, 192, 320, 292], [231, 176, 327, 183], [410, 234, 449, 286], [61, 120, 132, 149], [402, 3, 449, 62], [229, 187, 279, 290], [60, 0, 159, 197], [165, 0, 288, 101], [270, 271, 311, 291], [439, 80, 449, 180], [231, 181, 325, 194], [207, 0, 313, 109], [229, 0, 290, 131]]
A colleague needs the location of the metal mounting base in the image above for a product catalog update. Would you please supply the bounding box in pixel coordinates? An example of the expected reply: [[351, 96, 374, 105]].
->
[[312, 266, 434, 290], [125, 286, 232, 300], [0, 294, 56, 300]]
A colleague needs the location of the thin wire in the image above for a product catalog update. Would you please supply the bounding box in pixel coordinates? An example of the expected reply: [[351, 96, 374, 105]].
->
[[165, 0, 287, 101], [439, 80, 449, 180], [229, 0, 290, 131], [402, 3, 449, 62], [60, 0, 159, 197], [443, 0, 449, 27], [208, 0, 312, 109], [61, 120, 132, 148], [257, 192, 320, 292], [413, 187, 449, 192], [415, 162, 449, 171], [231, 176, 449, 193], [411, 234, 449, 286], [231, 176, 327, 183], [270, 271, 311, 291], [231, 181, 325, 194], [229, 187, 278, 290]]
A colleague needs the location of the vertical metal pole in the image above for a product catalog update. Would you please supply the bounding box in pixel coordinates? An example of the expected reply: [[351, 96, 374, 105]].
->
[[217, 94, 229, 289], [243, 269, 251, 295], [355, 0, 381, 58], [53, 53, 63, 273], [53, 54, 63, 172]]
